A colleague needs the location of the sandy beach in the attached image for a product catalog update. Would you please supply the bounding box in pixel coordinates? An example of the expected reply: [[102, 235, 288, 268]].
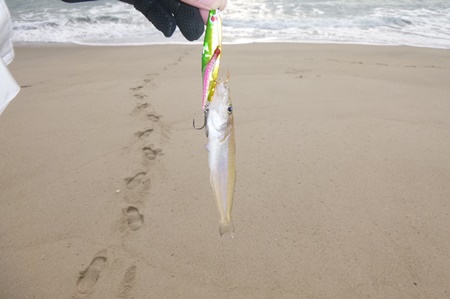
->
[[1, 43, 450, 298]]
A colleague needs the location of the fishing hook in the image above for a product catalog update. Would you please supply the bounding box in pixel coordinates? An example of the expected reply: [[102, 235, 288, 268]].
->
[[193, 107, 209, 137], [214, 70, 231, 85]]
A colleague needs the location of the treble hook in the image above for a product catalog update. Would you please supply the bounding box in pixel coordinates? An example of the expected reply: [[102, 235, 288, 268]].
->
[[224, 70, 230, 84], [193, 107, 209, 137], [214, 70, 231, 85]]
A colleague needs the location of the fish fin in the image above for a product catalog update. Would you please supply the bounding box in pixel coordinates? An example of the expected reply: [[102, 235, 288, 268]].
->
[[219, 220, 235, 238]]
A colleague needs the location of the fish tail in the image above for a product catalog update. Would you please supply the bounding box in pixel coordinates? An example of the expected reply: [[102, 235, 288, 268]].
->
[[219, 220, 235, 237]]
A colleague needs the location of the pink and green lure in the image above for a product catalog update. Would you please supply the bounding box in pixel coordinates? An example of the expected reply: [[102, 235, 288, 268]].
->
[[201, 9, 222, 112]]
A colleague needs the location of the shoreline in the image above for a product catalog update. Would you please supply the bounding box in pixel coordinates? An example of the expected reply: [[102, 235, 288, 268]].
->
[[12, 40, 450, 50], [1, 43, 450, 298]]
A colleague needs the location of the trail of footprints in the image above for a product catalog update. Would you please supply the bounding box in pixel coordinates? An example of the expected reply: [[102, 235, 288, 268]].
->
[[74, 71, 167, 297], [124, 71, 163, 232], [74, 51, 191, 297]]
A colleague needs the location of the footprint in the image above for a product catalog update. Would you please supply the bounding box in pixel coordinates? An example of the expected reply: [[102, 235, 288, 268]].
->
[[126, 207, 143, 231], [130, 85, 143, 91], [147, 113, 160, 122], [135, 102, 148, 110], [143, 146, 162, 161], [76, 254, 107, 295], [135, 129, 153, 139], [131, 103, 149, 115], [144, 73, 159, 85], [125, 172, 147, 190], [134, 93, 147, 99], [117, 265, 137, 298]]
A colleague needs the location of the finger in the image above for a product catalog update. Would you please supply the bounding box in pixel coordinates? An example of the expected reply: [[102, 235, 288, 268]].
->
[[199, 9, 209, 24], [181, 0, 226, 11], [135, 0, 177, 37], [218, 0, 227, 11], [169, 0, 204, 41]]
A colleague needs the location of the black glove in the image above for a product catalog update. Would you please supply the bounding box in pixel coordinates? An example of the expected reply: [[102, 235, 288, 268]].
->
[[61, 0, 205, 41], [131, 0, 204, 41]]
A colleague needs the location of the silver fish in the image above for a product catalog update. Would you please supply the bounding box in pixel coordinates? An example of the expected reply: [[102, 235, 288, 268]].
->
[[206, 81, 236, 237]]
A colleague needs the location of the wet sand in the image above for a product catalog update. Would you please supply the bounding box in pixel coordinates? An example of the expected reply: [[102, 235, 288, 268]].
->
[[1, 43, 450, 298]]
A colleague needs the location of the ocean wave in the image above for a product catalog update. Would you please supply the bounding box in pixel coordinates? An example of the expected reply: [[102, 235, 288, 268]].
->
[[8, 0, 450, 48]]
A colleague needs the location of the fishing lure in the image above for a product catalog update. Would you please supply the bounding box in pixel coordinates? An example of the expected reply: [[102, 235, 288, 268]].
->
[[193, 9, 222, 129], [202, 9, 222, 110], [201, 46, 221, 112]]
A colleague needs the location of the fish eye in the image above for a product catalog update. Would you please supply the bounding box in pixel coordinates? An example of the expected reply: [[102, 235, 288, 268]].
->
[[227, 104, 233, 114]]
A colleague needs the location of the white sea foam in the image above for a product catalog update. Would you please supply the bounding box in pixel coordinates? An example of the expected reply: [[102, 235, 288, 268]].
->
[[6, 0, 450, 49]]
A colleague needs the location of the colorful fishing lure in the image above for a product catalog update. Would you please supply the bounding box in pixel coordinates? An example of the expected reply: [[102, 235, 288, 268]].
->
[[201, 9, 222, 111]]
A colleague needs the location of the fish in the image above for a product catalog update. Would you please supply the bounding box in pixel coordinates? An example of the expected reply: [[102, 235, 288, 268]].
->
[[206, 79, 236, 237]]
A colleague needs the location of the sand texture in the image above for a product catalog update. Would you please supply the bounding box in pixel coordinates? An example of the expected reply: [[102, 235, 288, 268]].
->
[[1, 43, 450, 298]]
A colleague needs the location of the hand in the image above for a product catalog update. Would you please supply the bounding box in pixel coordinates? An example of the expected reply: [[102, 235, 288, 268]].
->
[[61, 0, 227, 41], [126, 0, 227, 41], [181, 0, 227, 24]]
